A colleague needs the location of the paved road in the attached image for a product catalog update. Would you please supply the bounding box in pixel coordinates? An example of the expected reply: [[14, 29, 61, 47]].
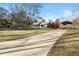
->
[[0, 29, 66, 56]]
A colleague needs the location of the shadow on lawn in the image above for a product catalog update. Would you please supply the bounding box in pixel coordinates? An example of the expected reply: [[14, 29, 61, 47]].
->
[[47, 31, 79, 56], [0, 37, 58, 54]]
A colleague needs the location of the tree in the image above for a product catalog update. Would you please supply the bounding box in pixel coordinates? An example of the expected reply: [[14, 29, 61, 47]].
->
[[38, 17, 45, 22], [0, 4, 43, 29], [0, 7, 8, 19], [9, 4, 28, 29], [21, 3, 42, 27], [0, 7, 9, 28], [51, 19, 60, 29], [9, 3, 42, 29], [47, 20, 52, 28], [33, 19, 38, 23]]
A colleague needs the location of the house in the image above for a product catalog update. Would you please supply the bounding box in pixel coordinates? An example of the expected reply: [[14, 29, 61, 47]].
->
[[60, 18, 79, 29], [32, 22, 48, 28], [40, 22, 48, 28], [60, 21, 73, 29], [32, 23, 39, 28]]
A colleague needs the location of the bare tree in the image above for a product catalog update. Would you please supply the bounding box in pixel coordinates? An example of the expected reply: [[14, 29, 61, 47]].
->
[[4, 3, 42, 29], [21, 3, 42, 27], [0, 7, 8, 19]]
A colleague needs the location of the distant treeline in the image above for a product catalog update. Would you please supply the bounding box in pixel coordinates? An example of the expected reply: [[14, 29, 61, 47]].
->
[[0, 3, 43, 30]]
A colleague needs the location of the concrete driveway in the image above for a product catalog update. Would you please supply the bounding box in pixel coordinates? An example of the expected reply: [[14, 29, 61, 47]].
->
[[0, 29, 66, 56]]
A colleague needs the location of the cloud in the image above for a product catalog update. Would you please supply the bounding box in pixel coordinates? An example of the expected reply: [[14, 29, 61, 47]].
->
[[75, 11, 79, 18], [42, 13, 59, 21], [64, 9, 79, 19], [62, 10, 78, 21], [64, 10, 73, 18]]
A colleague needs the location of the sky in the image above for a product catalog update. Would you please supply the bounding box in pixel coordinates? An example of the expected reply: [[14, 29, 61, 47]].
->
[[40, 3, 79, 21], [0, 3, 79, 21]]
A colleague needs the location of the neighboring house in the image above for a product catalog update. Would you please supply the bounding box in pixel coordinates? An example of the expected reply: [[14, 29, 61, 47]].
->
[[60, 18, 79, 29], [60, 21, 73, 29], [59, 24, 65, 29], [32, 23, 39, 28], [40, 22, 48, 28], [32, 22, 48, 28]]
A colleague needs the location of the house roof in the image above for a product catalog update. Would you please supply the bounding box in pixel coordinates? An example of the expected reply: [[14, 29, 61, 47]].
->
[[33, 23, 39, 25], [33, 22, 48, 25], [40, 22, 48, 25]]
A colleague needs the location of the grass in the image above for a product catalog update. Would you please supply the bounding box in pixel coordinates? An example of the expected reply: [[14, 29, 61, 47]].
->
[[47, 29, 79, 56], [0, 28, 52, 42]]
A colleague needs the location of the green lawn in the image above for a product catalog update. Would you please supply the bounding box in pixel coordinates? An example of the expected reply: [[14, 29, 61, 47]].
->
[[0, 28, 52, 42], [47, 29, 79, 56]]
